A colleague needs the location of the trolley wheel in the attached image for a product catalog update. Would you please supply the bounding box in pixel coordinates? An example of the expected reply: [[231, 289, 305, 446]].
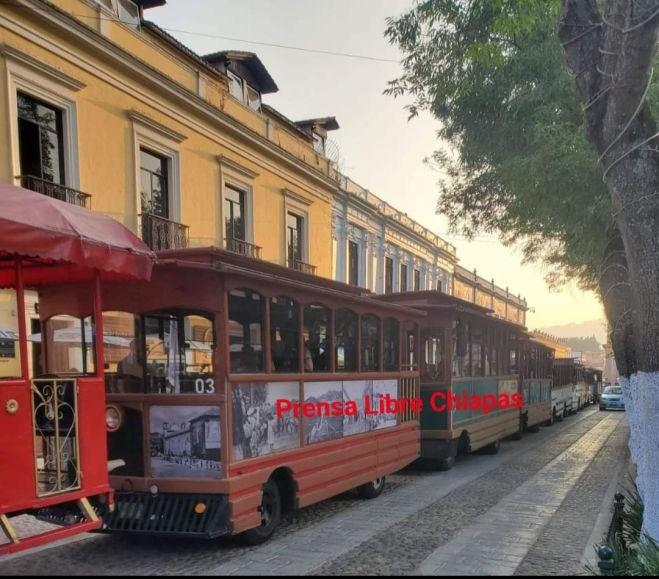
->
[[238, 478, 281, 545], [482, 440, 501, 455], [356, 476, 386, 499]]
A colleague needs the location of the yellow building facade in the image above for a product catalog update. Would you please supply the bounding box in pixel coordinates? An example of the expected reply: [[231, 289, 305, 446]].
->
[[0, 0, 336, 268]]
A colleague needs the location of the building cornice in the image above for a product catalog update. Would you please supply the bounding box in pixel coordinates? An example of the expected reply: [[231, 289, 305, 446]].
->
[[0, 42, 86, 91], [218, 155, 259, 180], [129, 110, 187, 143]]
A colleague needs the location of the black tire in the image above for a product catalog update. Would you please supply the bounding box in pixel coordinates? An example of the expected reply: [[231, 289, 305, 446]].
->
[[544, 412, 554, 427], [555, 406, 564, 422], [529, 424, 541, 433], [482, 440, 501, 455], [356, 477, 386, 499], [238, 478, 281, 546], [432, 456, 455, 472]]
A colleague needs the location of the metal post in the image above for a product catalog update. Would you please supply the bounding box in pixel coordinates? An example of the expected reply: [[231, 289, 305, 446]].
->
[[15, 259, 29, 380]]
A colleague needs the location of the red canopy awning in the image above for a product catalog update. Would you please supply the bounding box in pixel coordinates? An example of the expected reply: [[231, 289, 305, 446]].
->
[[0, 184, 156, 288]]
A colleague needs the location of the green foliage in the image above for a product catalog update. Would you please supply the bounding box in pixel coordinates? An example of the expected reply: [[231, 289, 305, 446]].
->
[[590, 484, 659, 576], [385, 0, 628, 290], [564, 335, 603, 352]]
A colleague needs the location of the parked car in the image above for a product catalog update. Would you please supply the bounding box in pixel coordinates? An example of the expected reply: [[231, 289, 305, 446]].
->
[[599, 386, 625, 411]]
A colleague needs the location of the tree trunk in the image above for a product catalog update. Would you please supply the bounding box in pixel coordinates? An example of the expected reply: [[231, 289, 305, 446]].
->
[[560, 0, 659, 541]]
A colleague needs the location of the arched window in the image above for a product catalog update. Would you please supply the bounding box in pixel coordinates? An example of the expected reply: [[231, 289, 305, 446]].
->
[[270, 297, 300, 373], [229, 289, 264, 374], [361, 314, 381, 372], [335, 309, 357, 372], [303, 304, 330, 372], [383, 318, 400, 372]]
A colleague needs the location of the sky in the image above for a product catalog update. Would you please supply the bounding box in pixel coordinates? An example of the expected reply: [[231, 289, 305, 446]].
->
[[146, 0, 605, 330]]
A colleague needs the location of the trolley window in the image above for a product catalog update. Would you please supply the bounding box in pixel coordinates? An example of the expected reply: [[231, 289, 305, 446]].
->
[[360, 314, 380, 372], [229, 289, 264, 374], [43, 315, 96, 376], [383, 318, 400, 372], [271, 297, 300, 373], [335, 309, 357, 372], [303, 304, 330, 373]]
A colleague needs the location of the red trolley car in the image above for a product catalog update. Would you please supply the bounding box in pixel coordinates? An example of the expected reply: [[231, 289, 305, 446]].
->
[[0, 185, 154, 555], [37, 248, 422, 544]]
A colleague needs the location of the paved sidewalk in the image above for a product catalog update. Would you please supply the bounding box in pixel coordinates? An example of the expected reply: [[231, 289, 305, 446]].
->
[[417, 414, 625, 576]]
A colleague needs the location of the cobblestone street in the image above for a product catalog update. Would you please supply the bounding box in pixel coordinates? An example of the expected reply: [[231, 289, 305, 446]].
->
[[0, 407, 628, 576]]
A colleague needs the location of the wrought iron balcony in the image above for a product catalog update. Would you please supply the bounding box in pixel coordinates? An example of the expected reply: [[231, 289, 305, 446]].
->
[[20, 175, 91, 208], [226, 237, 262, 259], [140, 213, 189, 251], [289, 259, 316, 275]]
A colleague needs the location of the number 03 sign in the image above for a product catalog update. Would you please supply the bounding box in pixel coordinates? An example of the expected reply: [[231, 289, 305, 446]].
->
[[195, 378, 215, 394]]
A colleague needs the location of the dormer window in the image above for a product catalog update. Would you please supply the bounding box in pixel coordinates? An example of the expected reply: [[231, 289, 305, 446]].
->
[[94, 0, 142, 29], [227, 71, 262, 112], [312, 133, 325, 156], [228, 70, 244, 102]]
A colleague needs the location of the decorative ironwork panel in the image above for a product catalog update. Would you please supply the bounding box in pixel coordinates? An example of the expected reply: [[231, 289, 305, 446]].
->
[[226, 238, 262, 259], [31, 379, 81, 497], [141, 213, 189, 251], [20, 175, 91, 208]]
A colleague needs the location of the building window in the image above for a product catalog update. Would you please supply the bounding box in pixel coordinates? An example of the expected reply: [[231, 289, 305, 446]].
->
[[225, 185, 246, 246], [348, 240, 359, 286], [140, 148, 169, 217], [437, 279, 443, 293], [312, 133, 325, 155], [245, 85, 262, 112], [400, 264, 408, 293], [414, 269, 421, 292], [227, 70, 262, 112], [385, 257, 394, 294], [287, 212, 304, 267], [17, 92, 65, 184], [228, 70, 244, 102]]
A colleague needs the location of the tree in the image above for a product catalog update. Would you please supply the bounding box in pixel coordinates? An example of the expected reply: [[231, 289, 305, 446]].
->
[[386, 0, 659, 540]]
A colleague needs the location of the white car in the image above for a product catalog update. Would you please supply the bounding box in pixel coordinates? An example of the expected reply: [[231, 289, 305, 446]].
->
[[599, 386, 625, 411]]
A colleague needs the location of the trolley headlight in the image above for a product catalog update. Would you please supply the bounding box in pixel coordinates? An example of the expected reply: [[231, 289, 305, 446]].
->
[[105, 405, 123, 432]]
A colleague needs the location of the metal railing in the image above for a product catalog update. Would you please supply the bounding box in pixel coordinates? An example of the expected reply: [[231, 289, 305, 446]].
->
[[140, 213, 189, 251], [289, 259, 316, 275], [20, 175, 91, 208], [226, 237, 262, 259]]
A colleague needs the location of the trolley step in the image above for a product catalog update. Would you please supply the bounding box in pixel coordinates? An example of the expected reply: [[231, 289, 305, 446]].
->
[[0, 498, 101, 556]]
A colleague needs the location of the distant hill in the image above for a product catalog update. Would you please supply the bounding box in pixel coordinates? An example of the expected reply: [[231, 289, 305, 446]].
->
[[538, 319, 607, 345]]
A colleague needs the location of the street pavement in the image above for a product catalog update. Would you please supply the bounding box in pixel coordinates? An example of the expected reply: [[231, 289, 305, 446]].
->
[[0, 406, 629, 576]]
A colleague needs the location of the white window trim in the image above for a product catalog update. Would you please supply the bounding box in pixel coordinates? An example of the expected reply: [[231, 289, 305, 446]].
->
[[131, 113, 183, 229], [283, 190, 312, 266], [3, 45, 84, 190], [218, 156, 257, 247]]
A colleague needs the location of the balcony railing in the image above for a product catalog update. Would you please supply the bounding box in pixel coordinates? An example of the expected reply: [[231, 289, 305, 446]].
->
[[289, 259, 317, 275], [140, 213, 189, 251], [20, 175, 91, 208], [226, 237, 262, 259]]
